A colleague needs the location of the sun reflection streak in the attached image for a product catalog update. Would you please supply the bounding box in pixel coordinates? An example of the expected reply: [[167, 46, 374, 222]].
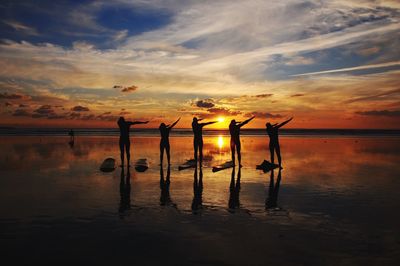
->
[[217, 135, 224, 149]]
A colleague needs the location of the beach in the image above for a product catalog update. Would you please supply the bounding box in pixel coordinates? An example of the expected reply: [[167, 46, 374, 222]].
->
[[0, 134, 399, 265]]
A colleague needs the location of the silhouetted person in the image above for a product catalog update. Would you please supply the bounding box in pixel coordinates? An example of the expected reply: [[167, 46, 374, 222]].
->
[[191, 165, 203, 213], [192, 117, 217, 162], [229, 116, 255, 166], [266, 117, 293, 166], [119, 167, 131, 218], [159, 118, 180, 165], [266, 168, 282, 209], [228, 166, 241, 211], [117, 117, 149, 166], [68, 129, 74, 147], [68, 129, 74, 141], [160, 165, 172, 206]]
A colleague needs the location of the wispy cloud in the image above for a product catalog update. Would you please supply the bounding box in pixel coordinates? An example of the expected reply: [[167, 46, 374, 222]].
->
[[292, 61, 400, 76], [2, 20, 39, 36]]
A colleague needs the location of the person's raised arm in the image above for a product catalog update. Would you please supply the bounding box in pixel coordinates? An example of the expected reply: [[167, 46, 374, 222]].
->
[[168, 117, 181, 129], [131, 120, 149, 125], [276, 117, 293, 128], [239, 116, 255, 127], [200, 121, 217, 127]]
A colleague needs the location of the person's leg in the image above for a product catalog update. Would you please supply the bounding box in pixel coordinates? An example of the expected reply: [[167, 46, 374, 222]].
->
[[160, 142, 164, 164], [199, 140, 203, 163], [166, 143, 171, 165], [237, 142, 242, 167], [194, 139, 198, 161], [126, 141, 131, 166], [276, 143, 282, 166], [119, 139, 125, 166], [269, 142, 275, 164], [230, 139, 236, 164]]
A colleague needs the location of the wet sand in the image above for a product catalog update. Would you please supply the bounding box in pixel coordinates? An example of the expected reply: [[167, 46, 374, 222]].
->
[[0, 136, 399, 265]]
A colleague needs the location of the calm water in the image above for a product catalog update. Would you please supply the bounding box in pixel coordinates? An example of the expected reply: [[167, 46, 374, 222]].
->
[[1, 135, 399, 265]]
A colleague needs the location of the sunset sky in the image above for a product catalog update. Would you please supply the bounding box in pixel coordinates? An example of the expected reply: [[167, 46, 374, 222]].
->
[[0, 0, 399, 128]]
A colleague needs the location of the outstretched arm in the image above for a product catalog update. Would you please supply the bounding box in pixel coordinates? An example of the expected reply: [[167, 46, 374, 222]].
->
[[200, 121, 217, 127], [130, 120, 149, 125], [276, 117, 293, 128], [168, 117, 181, 129], [239, 116, 255, 127]]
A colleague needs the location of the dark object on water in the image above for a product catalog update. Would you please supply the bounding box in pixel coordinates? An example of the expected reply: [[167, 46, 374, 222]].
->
[[100, 157, 116, 172], [256, 160, 280, 173], [178, 159, 197, 171], [212, 161, 234, 172], [135, 158, 149, 172]]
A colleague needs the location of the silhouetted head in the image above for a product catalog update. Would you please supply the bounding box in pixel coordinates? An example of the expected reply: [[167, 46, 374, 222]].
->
[[193, 117, 198, 123], [118, 116, 125, 123], [230, 119, 236, 126], [266, 122, 272, 129], [160, 123, 166, 130]]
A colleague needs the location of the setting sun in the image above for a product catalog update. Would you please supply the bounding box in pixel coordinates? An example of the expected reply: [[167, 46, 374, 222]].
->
[[217, 117, 225, 123]]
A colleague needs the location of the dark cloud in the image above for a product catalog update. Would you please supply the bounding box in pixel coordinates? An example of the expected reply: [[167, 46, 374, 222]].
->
[[245, 111, 283, 118], [19, 104, 28, 108], [120, 111, 131, 115], [355, 110, 400, 117], [102, 111, 112, 115], [69, 112, 81, 119], [195, 99, 215, 108], [254, 94, 273, 98], [207, 107, 241, 116], [121, 85, 138, 93], [5, 102, 12, 106], [0, 92, 25, 99], [291, 94, 304, 97], [71, 105, 90, 112], [12, 109, 31, 117], [34, 105, 54, 115], [113, 85, 123, 89]]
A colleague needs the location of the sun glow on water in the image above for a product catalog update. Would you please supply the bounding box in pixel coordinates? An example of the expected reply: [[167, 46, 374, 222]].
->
[[217, 135, 225, 149]]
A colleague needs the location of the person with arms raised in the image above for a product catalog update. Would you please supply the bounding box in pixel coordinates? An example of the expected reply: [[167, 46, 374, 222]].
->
[[117, 117, 149, 166]]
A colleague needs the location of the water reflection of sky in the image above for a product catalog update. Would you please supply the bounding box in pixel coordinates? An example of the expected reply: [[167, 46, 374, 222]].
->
[[0, 136, 399, 232]]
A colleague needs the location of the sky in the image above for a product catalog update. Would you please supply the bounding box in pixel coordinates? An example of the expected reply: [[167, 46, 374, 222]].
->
[[0, 0, 399, 129]]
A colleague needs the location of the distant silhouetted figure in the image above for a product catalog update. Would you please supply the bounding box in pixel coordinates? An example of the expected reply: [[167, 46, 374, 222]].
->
[[68, 129, 75, 147], [192, 117, 217, 162], [228, 166, 241, 212], [266, 168, 281, 210], [119, 167, 131, 218], [118, 117, 149, 166], [266, 117, 293, 166], [159, 118, 180, 165], [68, 129, 74, 141], [229, 116, 255, 166], [191, 165, 203, 213]]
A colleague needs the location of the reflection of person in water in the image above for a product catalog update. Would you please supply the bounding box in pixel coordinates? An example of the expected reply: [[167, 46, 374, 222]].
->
[[119, 167, 131, 218], [228, 166, 241, 211], [265, 168, 281, 210], [159, 165, 171, 206], [192, 117, 217, 162], [229, 116, 255, 166], [117, 117, 149, 166], [266, 117, 293, 166], [159, 118, 180, 165], [191, 165, 203, 213]]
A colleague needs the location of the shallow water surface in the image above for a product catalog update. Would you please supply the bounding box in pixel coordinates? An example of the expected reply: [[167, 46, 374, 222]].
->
[[0, 136, 399, 265]]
